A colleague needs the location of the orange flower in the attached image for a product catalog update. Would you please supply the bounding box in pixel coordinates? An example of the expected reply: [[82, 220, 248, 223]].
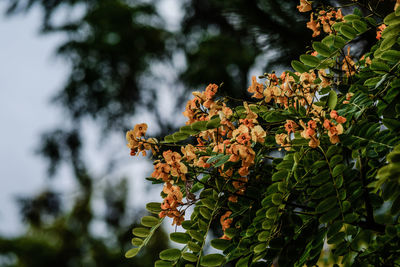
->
[[307, 13, 321, 37], [151, 163, 171, 181], [275, 133, 290, 151], [163, 150, 182, 165], [170, 162, 188, 181], [195, 156, 211, 168], [297, 0, 312, 12], [336, 9, 343, 20], [330, 110, 347, 124], [247, 76, 264, 99], [285, 120, 298, 134], [342, 47, 356, 77], [376, 24, 387, 40], [318, 69, 331, 88], [395, 0, 400, 11], [304, 120, 317, 137], [228, 195, 238, 203], [251, 125, 266, 143], [330, 134, 340, 144], [238, 166, 250, 176], [159, 183, 185, 226], [181, 144, 197, 162], [163, 184, 183, 206], [205, 83, 218, 100], [237, 132, 251, 145], [133, 123, 148, 138], [308, 135, 320, 148], [220, 211, 233, 231]]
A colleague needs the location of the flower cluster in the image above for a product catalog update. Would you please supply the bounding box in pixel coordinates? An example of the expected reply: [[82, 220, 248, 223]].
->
[[306, 9, 344, 37], [126, 123, 158, 156], [159, 183, 184, 225]]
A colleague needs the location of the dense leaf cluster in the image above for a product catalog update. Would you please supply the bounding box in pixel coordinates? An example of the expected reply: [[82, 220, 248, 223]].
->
[[126, 3, 400, 267]]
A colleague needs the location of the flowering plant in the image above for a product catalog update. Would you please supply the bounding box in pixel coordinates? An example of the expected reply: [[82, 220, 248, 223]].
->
[[125, 1, 400, 266]]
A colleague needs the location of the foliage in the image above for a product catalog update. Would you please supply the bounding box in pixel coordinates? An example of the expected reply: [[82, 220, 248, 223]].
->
[[125, 1, 400, 266]]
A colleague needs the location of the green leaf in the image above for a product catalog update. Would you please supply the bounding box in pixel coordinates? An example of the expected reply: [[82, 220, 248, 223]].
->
[[310, 169, 330, 186], [396, 6, 400, 16], [191, 121, 208, 132], [206, 118, 221, 129], [272, 170, 288, 181], [319, 207, 341, 223], [155, 260, 174, 267], [180, 125, 198, 135], [332, 164, 345, 177], [170, 232, 191, 244], [141, 216, 160, 227], [327, 221, 343, 238], [364, 77, 383, 87], [332, 36, 346, 49], [330, 155, 343, 166], [381, 50, 400, 61], [384, 12, 400, 25], [327, 232, 345, 244], [187, 241, 201, 253], [200, 207, 211, 219], [344, 213, 358, 223], [206, 154, 225, 164], [131, 237, 143, 246], [342, 200, 351, 212], [132, 227, 151, 237], [326, 146, 339, 158], [200, 254, 225, 266], [381, 35, 397, 51], [188, 230, 203, 242], [312, 42, 332, 57], [352, 20, 367, 33], [391, 194, 400, 214], [236, 255, 251, 267], [172, 132, 190, 142], [272, 193, 283, 205], [125, 248, 140, 258], [146, 202, 162, 214], [210, 238, 231, 250], [311, 183, 335, 199], [327, 90, 338, 110], [312, 160, 327, 169], [163, 135, 175, 143], [214, 154, 231, 167], [159, 248, 181, 261], [383, 118, 400, 131], [344, 14, 360, 22], [253, 243, 267, 253], [382, 25, 400, 39], [322, 35, 335, 47], [340, 25, 357, 39], [266, 207, 279, 219], [300, 54, 320, 67], [316, 196, 337, 213], [182, 253, 198, 262], [291, 60, 311, 73]]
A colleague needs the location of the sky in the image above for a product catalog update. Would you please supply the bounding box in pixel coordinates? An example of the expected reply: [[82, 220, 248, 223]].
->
[[0, 4, 73, 235], [0, 0, 182, 236]]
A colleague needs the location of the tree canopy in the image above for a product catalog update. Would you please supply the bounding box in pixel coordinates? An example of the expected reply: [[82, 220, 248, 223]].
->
[[124, 1, 400, 266]]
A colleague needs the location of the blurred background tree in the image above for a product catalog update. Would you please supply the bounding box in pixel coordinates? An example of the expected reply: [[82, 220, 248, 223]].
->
[[1, 0, 392, 266]]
